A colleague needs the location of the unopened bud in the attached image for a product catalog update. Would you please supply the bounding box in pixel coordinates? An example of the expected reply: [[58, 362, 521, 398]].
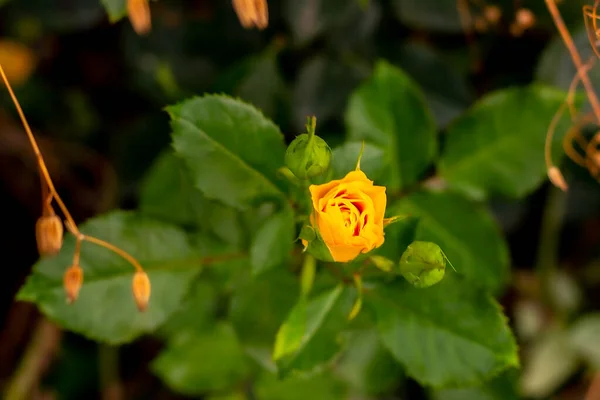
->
[[132, 271, 151, 311], [64, 265, 83, 304], [232, 0, 268, 30], [127, 0, 151, 35], [36, 215, 63, 257], [548, 166, 568, 191], [285, 134, 331, 180], [399, 241, 448, 288]]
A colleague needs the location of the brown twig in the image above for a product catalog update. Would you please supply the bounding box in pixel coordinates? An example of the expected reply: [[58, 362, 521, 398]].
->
[[545, 0, 600, 123], [4, 318, 62, 400]]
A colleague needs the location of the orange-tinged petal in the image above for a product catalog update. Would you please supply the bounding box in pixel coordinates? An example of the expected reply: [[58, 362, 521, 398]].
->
[[326, 242, 363, 263]]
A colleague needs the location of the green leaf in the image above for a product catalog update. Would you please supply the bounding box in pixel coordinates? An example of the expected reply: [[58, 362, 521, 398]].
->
[[391, 0, 462, 33], [169, 95, 287, 209], [397, 42, 475, 128], [438, 85, 576, 199], [331, 142, 386, 181], [367, 274, 518, 388], [229, 270, 300, 351], [346, 60, 437, 191], [254, 370, 348, 400], [139, 150, 210, 227], [156, 280, 217, 339], [431, 370, 520, 400], [17, 211, 200, 344], [273, 285, 346, 376], [250, 207, 295, 276], [335, 329, 403, 396], [283, 0, 362, 45], [390, 191, 509, 293], [293, 55, 368, 130], [152, 322, 250, 396], [100, 0, 127, 22]]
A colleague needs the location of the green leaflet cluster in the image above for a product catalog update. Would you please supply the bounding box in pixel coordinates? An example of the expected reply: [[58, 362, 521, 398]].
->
[[16, 59, 574, 399]]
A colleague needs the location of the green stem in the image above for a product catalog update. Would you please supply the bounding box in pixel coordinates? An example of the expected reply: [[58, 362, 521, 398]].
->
[[300, 254, 317, 297], [535, 185, 567, 307]]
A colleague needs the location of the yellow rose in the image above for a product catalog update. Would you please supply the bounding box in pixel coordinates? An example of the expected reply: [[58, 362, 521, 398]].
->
[[307, 169, 387, 262]]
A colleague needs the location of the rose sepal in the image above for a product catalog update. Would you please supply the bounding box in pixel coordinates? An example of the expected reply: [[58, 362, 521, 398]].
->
[[299, 224, 334, 262]]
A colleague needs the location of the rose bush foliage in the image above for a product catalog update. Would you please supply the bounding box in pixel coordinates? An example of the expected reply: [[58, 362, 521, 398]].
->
[[16, 59, 573, 399]]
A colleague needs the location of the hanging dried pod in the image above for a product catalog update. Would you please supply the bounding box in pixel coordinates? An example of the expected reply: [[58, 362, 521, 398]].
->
[[128, 0, 152, 35], [232, 0, 268, 30], [35, 214, 64, 256]]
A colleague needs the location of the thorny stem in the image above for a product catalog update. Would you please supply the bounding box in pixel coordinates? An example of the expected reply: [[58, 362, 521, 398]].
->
[[0, 63, 145, 276], [545, 0, 600, 124]]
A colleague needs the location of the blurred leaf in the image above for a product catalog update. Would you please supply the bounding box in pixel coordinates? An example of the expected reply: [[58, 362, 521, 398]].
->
[[229, 270, 299, 351], [13, 0, 105, 31], [139, 151, 209, 227], [236, 52, 286, 120], [152, 322, 250, 396], [397, 41, 474, 128], [273, 285, 347, 376], [250, 206, 295, 276], [335, 329, 403, 396], [391, 0, 462, 32], [293, 55, 369, 130], [438, 85, 574, 200], [346, 60, 436, 191], [100, 0, 127, 22], [331, 142, 386, 182], [520, 327, 580, 398], [254, 370, 348, 400], [157, 280, 217, 339], [367, 274, 518, 388], [431, 370, 520, 400], [390, 191, 509, 293], [283, 0, 361, 45], [569, 313, 600, 369], [207, 392, 247, 400], [169, 95, 288, 209], [17, 211, 200, 344]]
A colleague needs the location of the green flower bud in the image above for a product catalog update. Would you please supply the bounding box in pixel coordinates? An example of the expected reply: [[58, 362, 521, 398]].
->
[[285, 117, 331, 179], [399, 241, 448, 288]]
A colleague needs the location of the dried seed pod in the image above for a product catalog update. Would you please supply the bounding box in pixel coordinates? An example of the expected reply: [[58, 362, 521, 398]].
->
[[36, 215, 64, 256], [232, 0, 268, 30], [64, 265, 83, 304], [548, 166, 568, 191], [483, 5, 501, 25], [515, 8, 535, 30], [127, 0, 152, 35], [132, 271, 151, 311]]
